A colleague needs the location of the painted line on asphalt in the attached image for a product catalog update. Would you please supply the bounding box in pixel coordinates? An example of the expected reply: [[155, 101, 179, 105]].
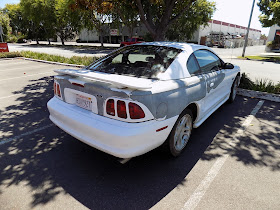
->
[[0, 71, 54, 82], [0, 124, 55, 146], [181, 100, 265, 210], [0, 94, 21, 100], [0, 64, 48, 72]]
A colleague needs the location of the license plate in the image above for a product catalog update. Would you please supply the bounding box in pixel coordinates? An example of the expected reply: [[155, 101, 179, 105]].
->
[[75, 94, 92, 111]]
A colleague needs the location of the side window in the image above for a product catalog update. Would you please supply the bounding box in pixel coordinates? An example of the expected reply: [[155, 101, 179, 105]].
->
[[193, 50, 222, 73], [187, 54, 201, 75]]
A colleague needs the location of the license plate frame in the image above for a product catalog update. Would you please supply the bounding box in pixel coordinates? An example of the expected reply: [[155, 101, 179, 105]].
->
[[75, 94, 92, 111]]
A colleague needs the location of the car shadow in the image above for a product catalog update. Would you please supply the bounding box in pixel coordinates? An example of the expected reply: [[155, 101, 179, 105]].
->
[[0, 73, 279, 209]]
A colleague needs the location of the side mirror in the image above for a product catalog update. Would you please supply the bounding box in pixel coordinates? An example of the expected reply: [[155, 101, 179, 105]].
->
[[223, 63, 234, 69]]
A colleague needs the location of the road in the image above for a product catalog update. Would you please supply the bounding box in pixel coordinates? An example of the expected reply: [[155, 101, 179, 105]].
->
[[0, 59, 279, 210]]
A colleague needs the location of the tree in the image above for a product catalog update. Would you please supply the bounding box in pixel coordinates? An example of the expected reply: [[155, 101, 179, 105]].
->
[[166, 0, 215, 42], [0, 10, 11, 42], [3, 4, 27, 36], [111, 1, 140, 38], [258, 0, 280, 27], [55, 0, 82, 45], [71, 0, 112, 47], [20, 0, 46, 44], [135, 0, 215, 41]]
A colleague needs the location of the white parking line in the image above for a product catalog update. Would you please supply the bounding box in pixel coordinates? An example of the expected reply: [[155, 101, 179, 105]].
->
[[182, 100, 265, 210], [0, 124, 55, 146], [0, 71, 54, 82], [0, 94, 21, 100], [0, 64, 47, 72]]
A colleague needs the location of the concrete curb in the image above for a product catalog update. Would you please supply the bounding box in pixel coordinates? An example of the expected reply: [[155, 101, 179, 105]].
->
[[21, 57, 85, 68], [237, 88, 280, 103]]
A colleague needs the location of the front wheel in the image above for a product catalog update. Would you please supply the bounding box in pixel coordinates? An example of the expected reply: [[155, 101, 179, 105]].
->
[[167, 109, 193, 157], [228, 76, 239, 103]]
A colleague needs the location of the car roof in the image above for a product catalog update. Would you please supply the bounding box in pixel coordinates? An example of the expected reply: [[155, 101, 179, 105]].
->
[[136, 41, 210, 52]]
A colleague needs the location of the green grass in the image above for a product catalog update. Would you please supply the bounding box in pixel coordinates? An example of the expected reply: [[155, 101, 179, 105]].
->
[[0, 52, 22, 58], [0, 51, 99, 66], [239, 73, 280, 94], [237, 56, 280, 62]]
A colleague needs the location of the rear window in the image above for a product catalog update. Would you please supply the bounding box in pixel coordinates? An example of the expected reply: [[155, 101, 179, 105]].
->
[[88, 45, 181, 79]]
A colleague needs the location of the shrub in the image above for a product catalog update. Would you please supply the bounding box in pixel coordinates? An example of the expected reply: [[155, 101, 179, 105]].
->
[[0, 52, 22, 58], [266, 41, 276, 49], [239, 73, 280, 94]]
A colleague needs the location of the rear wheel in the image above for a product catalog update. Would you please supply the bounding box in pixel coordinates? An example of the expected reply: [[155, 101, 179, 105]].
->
[[167, 109, 193, 157], [228, 76, 239, 103]]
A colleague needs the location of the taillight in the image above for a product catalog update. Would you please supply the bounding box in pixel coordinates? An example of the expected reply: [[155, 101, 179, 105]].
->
[[56, 84, 61, 97], [106, 99, 115, 116], [54, 81, 61, 98], [106, 99, 147, 121], [117, 100, 127, 119], [129, 102, 145, 119]]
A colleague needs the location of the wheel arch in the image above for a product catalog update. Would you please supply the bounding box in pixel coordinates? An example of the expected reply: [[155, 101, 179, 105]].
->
[[182, 102, 199, 123]]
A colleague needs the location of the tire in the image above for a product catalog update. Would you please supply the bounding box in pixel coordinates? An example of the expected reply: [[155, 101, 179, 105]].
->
[[167, 109, 193, 157], [228, 75, 239, 103]]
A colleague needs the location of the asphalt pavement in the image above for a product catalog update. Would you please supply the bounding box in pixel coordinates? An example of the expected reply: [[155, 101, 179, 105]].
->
[[0, 59, 279, 209]]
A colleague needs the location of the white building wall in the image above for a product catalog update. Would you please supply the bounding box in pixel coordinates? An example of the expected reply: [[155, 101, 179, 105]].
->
[[79, 29, 99, 42], [267, 25, 280, 42], [197, 20, 261, 44]]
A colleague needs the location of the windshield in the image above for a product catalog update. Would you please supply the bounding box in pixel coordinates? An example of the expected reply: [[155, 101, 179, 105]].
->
[[88, 45, 181, 79]]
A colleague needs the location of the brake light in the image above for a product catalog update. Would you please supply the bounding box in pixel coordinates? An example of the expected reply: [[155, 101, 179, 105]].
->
[[54, 82, 57, 95], [106, 99, 115, 116], [105, 99, 148, 121], [129, 102, 145, 119], [117, 100, 127, 119], [56, 84, 61, 97], [54, 81, 61, 98]]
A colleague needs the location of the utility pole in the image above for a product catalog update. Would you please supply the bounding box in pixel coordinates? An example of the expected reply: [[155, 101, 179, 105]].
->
[[0, 24, 4, 42], [242, 0, 256, 57]]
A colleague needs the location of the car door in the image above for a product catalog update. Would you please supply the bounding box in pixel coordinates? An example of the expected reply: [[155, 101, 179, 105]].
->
[[193, 50, 228, 115]]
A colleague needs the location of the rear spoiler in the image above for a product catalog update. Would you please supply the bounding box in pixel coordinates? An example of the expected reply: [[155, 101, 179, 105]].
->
[[54, 69, 153, 90]]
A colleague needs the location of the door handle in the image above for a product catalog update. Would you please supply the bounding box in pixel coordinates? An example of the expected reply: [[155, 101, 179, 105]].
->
[[210, 82, 214, 88]]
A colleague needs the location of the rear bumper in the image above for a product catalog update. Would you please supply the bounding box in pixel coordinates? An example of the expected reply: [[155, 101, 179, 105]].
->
[[47, 97, 177, 158]]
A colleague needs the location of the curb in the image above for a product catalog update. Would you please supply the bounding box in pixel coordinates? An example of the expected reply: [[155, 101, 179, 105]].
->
[[237, 88, 280, 103], [21, 57, 85, 68]]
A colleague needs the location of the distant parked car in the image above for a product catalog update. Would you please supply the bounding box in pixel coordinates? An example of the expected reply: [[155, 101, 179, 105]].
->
[[47, 42, 240, 158], [120, 37, 144, 47], [16, 38, 27, 43]]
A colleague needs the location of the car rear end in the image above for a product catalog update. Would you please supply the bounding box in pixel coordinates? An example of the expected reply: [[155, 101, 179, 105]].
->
[[48, 73, 177, 158]]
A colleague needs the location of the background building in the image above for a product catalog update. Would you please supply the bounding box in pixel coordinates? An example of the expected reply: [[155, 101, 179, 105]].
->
[[266, 25, 280, 52], [76, 19, 262, 48]]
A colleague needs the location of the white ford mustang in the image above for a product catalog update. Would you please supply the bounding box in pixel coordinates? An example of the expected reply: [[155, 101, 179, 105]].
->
[[47, 42, 240, 158]]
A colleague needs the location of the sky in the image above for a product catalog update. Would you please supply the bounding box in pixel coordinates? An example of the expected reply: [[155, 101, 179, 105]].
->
[[0, 0, 270, 35], [211, 0, 270, 35]]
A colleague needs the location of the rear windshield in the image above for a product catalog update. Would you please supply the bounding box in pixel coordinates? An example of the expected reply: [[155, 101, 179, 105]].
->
[[87, 45, 181, 79]]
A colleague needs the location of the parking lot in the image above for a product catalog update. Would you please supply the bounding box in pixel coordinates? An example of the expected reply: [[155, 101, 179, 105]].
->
[[0, 59, 279, 210]]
